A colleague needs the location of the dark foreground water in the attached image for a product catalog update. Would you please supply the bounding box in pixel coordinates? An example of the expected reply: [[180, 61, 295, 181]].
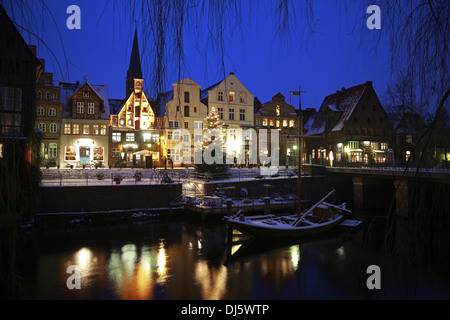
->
[[5, 213, 450, 300]]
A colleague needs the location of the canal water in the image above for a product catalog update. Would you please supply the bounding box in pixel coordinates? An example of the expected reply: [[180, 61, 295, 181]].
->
[[6, 211, 450, 300]]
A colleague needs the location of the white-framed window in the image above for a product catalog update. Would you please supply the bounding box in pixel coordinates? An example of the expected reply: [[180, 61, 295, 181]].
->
[[49, 143, 57, 158], [229, 129, 237, 140], [112, 132, 121, 142], [174, 121, 179, 128], [77, 102, 84, 114], [49, 123, 57, 133], [183, 147, 190, 161], [348, 141, 359, 149], [83, 124, 89, 135], [126, 133, 135, 141], [184, 121, 189, 129], [38, 122, 46, 132], [88, 102, 94, 114], [48, 108, 56, 116], [37, 107, 45, 116], [194, 121, 203, 129], [171, 148, 180, 162], [183, 134, 190, 142], [194, 134, 202, 143], [172, 130, 180, 141], [229, 108, 235, 120], [64, 124, 71, 134], [239, 109, 245, 121]]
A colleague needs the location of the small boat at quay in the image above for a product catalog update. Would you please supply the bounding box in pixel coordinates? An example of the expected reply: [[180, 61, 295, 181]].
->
[[223, 97, 352, 239], [223, 190, 350, 238]]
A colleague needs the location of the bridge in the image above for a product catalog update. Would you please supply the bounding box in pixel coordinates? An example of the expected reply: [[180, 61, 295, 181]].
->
[[325, 166, 450, 217]]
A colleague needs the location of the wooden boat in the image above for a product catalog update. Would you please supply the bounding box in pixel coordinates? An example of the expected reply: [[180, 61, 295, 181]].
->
[[223, 190, 350, 238], [223, 92, 351, 238]]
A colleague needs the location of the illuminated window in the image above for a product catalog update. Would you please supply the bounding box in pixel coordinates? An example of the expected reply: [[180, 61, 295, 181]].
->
[[73, 124, 79, 134], [276, 105, 280, 116], [283, 120, 288, 127], [49, 123, 57, 133], [94, 147, 104, 161], [217, 91, 224, 101], [229, 129, 237, 140], [406, 135, 413, 143], [112, 132, 121, 142], [126, 133, 135, 141], [239, 92, 246, 103], [0, 143, 3, 158], [93, 125, 99, 135], [381, 142, 388, 150], [350, 152, 362, 162], [229, 91, 235, 103], [276, 120, 280, 127], [269, 119, 274, 127], [406, 150, 411, 161], [83, 124, 89, 135], [65, 146, 76, 160], [119, 118, 125, 126], [262, 118, 268, 126], [289, 120, 295, 128], [100, 125, 106, 135], [64, 124, 71, 134], [348, 141, 359, 149]]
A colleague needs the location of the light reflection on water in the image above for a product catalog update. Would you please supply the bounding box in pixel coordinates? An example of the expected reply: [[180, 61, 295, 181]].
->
[[19, 220, 450, 300]]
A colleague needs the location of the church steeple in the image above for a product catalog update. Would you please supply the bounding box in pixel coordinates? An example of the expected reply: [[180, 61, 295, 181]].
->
[[126, 27, 143, 98]]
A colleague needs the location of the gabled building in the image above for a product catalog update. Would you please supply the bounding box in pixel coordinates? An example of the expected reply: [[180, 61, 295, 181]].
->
[[109, 28, 162, 168], [159, 78, 208, 165], [59, 80, 110, 168], [393, 111, 425, 166], [254, 93, 299, 166], [305, 81, 392, 166], [201, 72, 254, 162], [0, 5, 42, 216], [32, 49, 63, 167]]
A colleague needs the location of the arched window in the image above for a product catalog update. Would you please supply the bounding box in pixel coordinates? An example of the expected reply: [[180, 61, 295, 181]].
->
[[50, 123, 57, 133], [37, 91, 42, 100], [46, 92, 50, 100], [38, 123, 46, 132]]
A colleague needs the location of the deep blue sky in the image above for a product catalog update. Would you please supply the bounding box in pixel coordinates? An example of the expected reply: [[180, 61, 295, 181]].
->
[[10, 0, 391, 110]]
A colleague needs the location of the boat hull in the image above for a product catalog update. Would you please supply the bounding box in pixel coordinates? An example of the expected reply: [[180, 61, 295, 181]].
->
[[224, 214, 344, 239]]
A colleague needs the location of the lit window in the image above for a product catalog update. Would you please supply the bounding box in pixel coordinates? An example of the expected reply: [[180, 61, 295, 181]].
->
[[73, 124, 79, 134], [93, 125, 99, 135], [239, 92, 246, 103], [100, 125, 106, 135], [229, 91, 235, 103], [143, 133, 151, 142], [119, 119, 125, 126], [126, 133, 135, 141], [283, 120, 288, 127], [269, 119, 274, 127], [64, 124, 71, 134], [348, 141, 359, 149], [94, 147, 104, 161], [289, 120, 295, 128], [406, 150, 411, 161], [65, 146, 76, 161], [350, 152, 362, 162], [381, 143, 388, 150], [112, 133, 121, 142], [83, 124, 89, 135], [276, 120, 280, 127], [0, 143, 3, 158], [406, 135, 413, 143], [262, 118, 268, 126]]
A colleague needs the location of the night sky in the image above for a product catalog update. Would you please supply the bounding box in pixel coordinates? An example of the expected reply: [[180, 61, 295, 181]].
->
[[10, 0, 390, 110]]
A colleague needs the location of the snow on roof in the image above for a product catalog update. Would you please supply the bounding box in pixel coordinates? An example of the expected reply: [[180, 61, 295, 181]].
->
[[307, 83, 368, 136]]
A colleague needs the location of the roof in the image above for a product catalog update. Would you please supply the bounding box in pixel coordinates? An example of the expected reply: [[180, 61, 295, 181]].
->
[[59, 81, 111, 119], [306, 82, 369, 136]]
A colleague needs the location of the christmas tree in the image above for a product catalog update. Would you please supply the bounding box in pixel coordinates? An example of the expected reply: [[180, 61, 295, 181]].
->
[[194, 108, 231, 180]]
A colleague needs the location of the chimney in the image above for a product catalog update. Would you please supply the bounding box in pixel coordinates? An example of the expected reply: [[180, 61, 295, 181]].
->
[[229, 72, 234, 75]]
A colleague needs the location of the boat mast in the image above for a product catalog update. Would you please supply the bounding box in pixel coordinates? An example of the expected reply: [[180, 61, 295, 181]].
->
[[297, 86, 303, 220]]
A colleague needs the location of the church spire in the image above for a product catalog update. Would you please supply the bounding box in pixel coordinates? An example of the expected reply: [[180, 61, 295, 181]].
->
[[126, 27, 143, 98]]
